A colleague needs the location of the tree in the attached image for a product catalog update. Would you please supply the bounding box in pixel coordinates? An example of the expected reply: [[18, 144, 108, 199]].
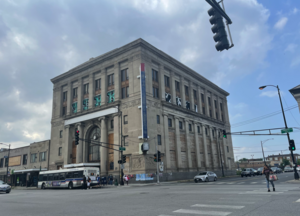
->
[[239, 158, 248, 162], [297, 159, 300, 166]]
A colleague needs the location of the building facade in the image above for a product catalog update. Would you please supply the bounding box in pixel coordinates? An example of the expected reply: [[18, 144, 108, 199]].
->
[[289, 85, 300, 113], [266, 153, 300, 166], [48, 38, 235, 180]]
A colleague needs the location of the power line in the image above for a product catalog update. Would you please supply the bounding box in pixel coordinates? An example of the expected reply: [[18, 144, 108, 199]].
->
[[281, 92, 300, 127], [231, 104, 298, 128], [233, 149, 289, 154]]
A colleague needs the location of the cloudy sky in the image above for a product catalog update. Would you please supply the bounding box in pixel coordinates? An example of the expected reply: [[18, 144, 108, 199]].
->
[[0, 0, 300, 160]]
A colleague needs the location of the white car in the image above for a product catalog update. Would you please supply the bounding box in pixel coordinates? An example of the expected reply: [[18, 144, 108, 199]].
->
[[194, 171, 217, 183], [0, 180, 11, 194]]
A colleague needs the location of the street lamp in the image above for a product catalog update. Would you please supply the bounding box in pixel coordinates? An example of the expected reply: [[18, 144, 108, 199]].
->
[[0, 143, 11, 182], [261, 138, 274, 164], [259, 85, 299, 180]]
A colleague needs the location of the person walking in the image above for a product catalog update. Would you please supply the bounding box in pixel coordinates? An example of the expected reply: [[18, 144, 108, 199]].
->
[[124, 175, 129, 186], [82, 175, 87, 190], [109, 175, 113, 185], [262, 164, 275, 192], [87, 177, 91, 189], [96, 175, 100, 187]]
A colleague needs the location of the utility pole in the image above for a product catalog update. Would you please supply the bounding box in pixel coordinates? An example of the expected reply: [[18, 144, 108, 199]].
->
[[261, 141, 266, 164], [236, 156, 239, 170], [218, 140, 224, 177]]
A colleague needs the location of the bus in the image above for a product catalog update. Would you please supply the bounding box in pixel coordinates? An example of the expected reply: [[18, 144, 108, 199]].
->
[[38, 167, 100, 189]]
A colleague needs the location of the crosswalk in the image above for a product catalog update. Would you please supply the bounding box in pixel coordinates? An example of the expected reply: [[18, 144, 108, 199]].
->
[[157, 188, 299, 216], [203, 181, 266, 185]]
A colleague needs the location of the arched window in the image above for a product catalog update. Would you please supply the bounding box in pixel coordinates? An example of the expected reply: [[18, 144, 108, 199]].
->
[[88, 127, 100, 162]]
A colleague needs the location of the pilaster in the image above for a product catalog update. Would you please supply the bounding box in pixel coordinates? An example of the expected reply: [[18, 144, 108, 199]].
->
[[163, 114, 171, 170], [202, 124, 209, 168], [88, 74, 94, 109], [64, 125, 71, 165], [185, 119, 192, 170], [100, 117, 108, 175], [174, 117, 182, 169], [194, 123, 201, 169]]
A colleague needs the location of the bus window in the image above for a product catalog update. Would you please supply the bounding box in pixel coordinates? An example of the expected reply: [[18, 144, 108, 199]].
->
[[42, 175, 48, 181], [38, 175, 44, 181], [59, 173, 65, 180], [66, 172, 73, 179], [53, 174, 59, 180], [48, 174, 54, 181], [73, 171, 83, 178]]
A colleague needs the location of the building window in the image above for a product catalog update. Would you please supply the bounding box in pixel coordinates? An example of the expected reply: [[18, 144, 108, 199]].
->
[[220, 103, 223, 111], [30, 153, 37, 163], [110, 162, 114, 170], [208, 97, 211, 106], [62, 107, 66, 116], [153, 87, 159, 98], [63, 91, 67, 101], [197, 126, 200, 134], [201, 94, 204, 103], [124, 136, 129, 146], [121, 69, 129, 81], [58, 147, 62, 156], [73, 88, 78, 98], [226, 146, 229, 153], [83, 98, 89, 110], [185, 86, 189, 96], [60, 130, 63, 138], [221, 114, 224, 121], [193, 90, 197, 100], [157, 115, 160, 124], [164, 76, 170, 87], [152, 69, 158, 82], [168, 118, 172, 127], [0, 158, 3, 168], [84, 83, 89, 94], [179, 121, 183, 130], [95, 95, 101, 107], [202, 107, 205, 115], [189, 124, 192, 132], [157, 135, 162, 145], [209, 110, 212, 117], [39, 152, 46, 162], [122, 87, 129, 99], [108, 74, 114, 86], [214, 100, 217, 109], [205, 128, 208, 135], [175, 81, 180, 92], [212, 130, 215, 137], [124, 115, 128, 124], [72, 102, 77, 113], [111, 119, 114, 129], [287, 157, 290, 160], [107, 90, 115, 103], [216, 112, 218, 120], [95, 79, 101, 90]]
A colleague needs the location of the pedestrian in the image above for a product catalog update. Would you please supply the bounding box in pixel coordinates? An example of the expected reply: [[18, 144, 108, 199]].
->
[[110, 175, 113, 185], [82, 175, 87, 190], [262, 164, 275, 192], [87, 177, 91, 189], [96, 175, 100, 186], [124, 175, 129, 186]]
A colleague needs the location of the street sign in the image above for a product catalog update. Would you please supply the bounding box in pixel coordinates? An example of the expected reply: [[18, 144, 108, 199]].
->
[[120, 164, 124, 169], [119, 147, 126, 151], [281, 128, 293, 133]]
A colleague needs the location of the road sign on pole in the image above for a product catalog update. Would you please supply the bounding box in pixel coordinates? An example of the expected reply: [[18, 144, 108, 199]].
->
[[281, 128, 293, 133]]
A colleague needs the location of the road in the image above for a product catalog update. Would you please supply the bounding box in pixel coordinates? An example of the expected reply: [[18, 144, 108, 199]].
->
[[1, 172, 299, 216]]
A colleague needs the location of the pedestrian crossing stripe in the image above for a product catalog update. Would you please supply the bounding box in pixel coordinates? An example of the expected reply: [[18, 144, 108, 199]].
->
[[191, 204, 245, 209], [173, 209, 231, 215]]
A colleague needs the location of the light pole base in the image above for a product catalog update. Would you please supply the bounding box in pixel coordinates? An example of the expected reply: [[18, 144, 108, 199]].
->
[[294, 172, 299, 180]]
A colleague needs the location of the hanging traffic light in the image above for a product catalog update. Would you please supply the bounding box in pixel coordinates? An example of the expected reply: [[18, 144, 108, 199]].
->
[[157, 151, 161, 162], [122, 155, 126, 164], [222, 130, 227, 139], [289, 139, 296, 151], [75, 130, 79, 145], [154, 154, 157, 162], [208, 7, 229, 51]]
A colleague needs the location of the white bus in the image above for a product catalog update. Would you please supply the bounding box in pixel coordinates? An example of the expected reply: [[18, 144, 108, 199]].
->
[[38, 167, 100, 189]]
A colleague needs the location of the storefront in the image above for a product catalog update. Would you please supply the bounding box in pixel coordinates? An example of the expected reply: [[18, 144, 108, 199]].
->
[[14, 169, 47, 187]]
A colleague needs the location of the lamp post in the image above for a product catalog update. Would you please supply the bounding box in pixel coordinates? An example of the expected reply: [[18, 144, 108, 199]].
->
[[0, 143, 11, 182], [261, 138, 274, 165], [259, 85, 299, 180]]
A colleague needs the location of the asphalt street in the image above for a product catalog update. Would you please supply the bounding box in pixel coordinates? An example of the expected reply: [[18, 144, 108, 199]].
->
[[1, 172, 300, 216]]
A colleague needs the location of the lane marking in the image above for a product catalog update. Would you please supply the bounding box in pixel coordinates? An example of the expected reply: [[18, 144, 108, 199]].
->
[[240, 191, 283, 195], [251, 182, 258, 184], [237, 182, 245, 184], [226, 182, 234, 184], [296, 199, 300, 202], [191, 204, 244, 209], [216, 182, 225, 184], [173, 209, 231, 216]]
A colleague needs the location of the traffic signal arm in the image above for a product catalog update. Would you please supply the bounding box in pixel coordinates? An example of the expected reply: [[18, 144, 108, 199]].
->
[[206, 0, 232, 24]]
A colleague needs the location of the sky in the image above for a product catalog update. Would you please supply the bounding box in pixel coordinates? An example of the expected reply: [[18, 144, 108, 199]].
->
[[0, 0, 300, 161]]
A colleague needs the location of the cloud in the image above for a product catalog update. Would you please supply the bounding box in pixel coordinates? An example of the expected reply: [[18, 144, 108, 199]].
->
[[285, 43, 298, 53], [259, 90, 281, 98], [256, 72, 264, 81], [292, 8, 298, 14], [274, 17, 288, 30]]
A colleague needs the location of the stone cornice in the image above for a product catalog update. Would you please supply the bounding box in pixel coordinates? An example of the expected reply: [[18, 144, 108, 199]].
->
[[50, 38, 229, 96]]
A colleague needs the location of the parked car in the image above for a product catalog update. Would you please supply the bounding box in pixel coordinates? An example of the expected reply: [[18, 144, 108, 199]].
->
[[194, 171, 217, 183], [271, 167, 282, 174], [241, 168, 255, 177], [297, 167, 300, 171], [251, 168, 259, 176], [257, 167, 263, 175], [0, 180, 11, 194], [284, 167, 293, 172]]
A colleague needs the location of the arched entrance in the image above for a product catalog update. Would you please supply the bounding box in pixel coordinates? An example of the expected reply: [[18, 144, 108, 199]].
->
[[88, 126, 101, 162]]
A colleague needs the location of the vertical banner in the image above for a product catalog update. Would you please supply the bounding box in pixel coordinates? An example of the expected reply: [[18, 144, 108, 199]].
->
[[140, 63, 148, 139]]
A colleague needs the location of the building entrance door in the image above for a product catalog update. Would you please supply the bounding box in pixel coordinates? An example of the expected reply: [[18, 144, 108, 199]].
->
[[72, 141, 76, 163]]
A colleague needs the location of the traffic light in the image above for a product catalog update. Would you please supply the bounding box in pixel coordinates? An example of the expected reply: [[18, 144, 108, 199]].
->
[[75, 130, 79, 145], [222, 130, 227, 139], [154, 154, 157, 162], [289, 139, 296, 151], [122, 155, 126, 164], [158, 151, 161, 162], [208, 7, 229, 51]]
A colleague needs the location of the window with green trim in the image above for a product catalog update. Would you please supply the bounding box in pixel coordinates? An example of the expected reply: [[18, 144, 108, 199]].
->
[[83, 99, 89, 110], [94, 95, 101, 107], [72, 102, 77, 113], [107, 90, 115, 103]]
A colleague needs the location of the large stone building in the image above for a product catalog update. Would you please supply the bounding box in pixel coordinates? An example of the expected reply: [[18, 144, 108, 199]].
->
[[289, 85, 300, 113], [49, 38, 235, 180]]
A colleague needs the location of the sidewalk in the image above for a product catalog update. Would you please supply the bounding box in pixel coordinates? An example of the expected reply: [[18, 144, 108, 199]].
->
[[12, 187, 38, 190], [286, 179, 300, 184]]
